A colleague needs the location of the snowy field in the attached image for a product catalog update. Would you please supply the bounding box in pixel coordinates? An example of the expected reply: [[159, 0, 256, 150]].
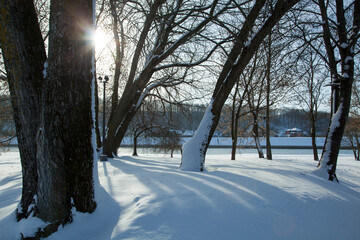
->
[[0, 149, 360, 239]]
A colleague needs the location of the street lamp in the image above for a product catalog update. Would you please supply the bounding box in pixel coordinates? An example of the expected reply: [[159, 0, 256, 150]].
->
[[99, 75, 109, 161]]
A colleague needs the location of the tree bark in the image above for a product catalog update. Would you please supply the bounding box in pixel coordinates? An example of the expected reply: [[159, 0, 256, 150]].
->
[[0, 0, 46, 220], [319, 80, 352, 181], [36, 0, 96, 224]]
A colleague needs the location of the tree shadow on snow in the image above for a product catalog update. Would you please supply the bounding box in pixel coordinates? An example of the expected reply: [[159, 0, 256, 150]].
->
[[103, 155, 360, 240]]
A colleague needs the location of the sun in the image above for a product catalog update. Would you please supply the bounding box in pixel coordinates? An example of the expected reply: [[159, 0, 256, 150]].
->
[[93, 28, 111, 52]]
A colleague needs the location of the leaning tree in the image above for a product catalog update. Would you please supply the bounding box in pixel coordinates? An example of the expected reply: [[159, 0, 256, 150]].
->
[[180, 0, 300, 171]]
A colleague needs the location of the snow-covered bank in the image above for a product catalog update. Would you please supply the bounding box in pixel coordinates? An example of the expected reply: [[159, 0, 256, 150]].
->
[[0, 150, 359, 239]]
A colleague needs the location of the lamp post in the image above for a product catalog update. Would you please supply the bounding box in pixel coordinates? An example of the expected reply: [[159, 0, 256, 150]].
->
[[99, 75, 109, 161]]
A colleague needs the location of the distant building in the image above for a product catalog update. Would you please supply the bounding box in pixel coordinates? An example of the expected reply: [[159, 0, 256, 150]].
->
[[285, 128, 307, 137]]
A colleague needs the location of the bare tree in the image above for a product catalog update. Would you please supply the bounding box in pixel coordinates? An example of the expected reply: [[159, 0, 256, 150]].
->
[[128, 101, 164, 157], [229, 74, 251, 160], [244, 53, 267, 159], [103, 0, 231, 157], [181, 0, 300, 171], [314, 0, 360, 181], [292, 50, 328, 161]]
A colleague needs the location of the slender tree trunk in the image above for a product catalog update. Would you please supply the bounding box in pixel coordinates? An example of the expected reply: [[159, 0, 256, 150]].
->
[[265, 34, 272, 160], [265, 107, 272, 160], [350, 138, 357, 160], [252, 114, 264, 158], [310, 119, 319, 161], [356, 135, 360, 161], [0, 0, 46, 220], [133, 133, 138, 156], [230, 90, 239, 160]]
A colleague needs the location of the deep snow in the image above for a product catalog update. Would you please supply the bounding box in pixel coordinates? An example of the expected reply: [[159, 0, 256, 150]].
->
[[0, 149, 360, 240]]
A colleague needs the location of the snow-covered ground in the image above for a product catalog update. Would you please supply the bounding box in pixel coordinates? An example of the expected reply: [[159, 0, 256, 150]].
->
[[0, 149, 360, 240], [120, 136, 352, 148], [5, 136, 352, 148]]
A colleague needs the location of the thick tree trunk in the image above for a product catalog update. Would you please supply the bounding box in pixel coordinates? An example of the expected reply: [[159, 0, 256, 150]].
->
[[319, 79, 353, 181], [37, 0, 96, 225], [104, 67, 155, 157], [0, 0, 46, 220], [181, 102, 218, 171], [105, 94, 141, 156]]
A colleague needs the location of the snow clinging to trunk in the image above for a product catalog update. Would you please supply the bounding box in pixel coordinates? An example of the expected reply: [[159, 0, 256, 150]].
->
[[180, 101, 214, 171], [316, 102, 343, 177]]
